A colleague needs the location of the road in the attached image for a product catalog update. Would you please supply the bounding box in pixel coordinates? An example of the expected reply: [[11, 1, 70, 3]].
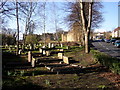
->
[[92, 40, 120, 59]]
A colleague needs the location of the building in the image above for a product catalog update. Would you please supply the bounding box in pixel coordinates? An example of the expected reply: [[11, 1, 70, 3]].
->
[[112, 27, 120, 38]]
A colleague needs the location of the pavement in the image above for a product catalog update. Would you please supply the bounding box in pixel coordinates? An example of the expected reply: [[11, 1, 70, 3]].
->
[[92, 40, 120, 59]]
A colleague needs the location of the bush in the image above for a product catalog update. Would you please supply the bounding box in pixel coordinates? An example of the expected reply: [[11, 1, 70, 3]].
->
[[91, 50, 120, 74]]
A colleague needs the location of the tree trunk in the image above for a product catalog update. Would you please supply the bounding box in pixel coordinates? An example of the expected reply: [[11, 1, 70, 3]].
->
[[85, 31, 90, 53]]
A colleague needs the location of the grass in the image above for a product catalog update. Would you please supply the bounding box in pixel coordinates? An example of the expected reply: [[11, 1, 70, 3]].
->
[[2, 46, 119, 89], [91, 49, 120, 74]]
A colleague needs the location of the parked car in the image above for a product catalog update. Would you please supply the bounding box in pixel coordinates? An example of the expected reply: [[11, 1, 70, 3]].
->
[[114, 40, 120, 47], [110, 39, 116, 45], [104, 39, 110, 43]]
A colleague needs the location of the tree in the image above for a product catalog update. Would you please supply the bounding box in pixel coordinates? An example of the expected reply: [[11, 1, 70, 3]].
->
[[66, 1, 103, 53], [25, 34, 38, 45]]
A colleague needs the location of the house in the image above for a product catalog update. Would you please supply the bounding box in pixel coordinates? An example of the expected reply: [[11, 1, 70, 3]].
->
[[112, 27, 120, 38]]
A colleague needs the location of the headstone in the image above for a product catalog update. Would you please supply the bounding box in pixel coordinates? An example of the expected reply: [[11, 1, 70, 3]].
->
[[63, 56, 69, 64], [48, 43, 51, 48], [28, 51, 32, 62], [39, 48, 43, 53], [51, 44, 54, 48], [18, 49, 22, 55], [46, 51, 50, 56], [60, 44, 63, 47], [58, 53, 64, 59], [9, 47, 11, 51], [66, 46, 69, 49], [30, 45, 32, 50], [42, 46, 46, 48], [60, 49, 64, 52], [31, 57, 36, 67], [43, 50, 46, 55], [39, 43, 42, 46], [5, 44, 8, 48]]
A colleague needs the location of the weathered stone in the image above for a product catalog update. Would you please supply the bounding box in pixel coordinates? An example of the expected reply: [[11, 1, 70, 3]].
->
[[51, 44, 54, 48], [58, 53, 63, 59], [43, 50, 46, 55], [59, 49, 64, 52], [46, 51, 50, 56], [63, 56, 69, 64], [31, 57, 36, 67], [48, 43, 51, 48], [42, 46, 46, 48], [60, 44, 63, 47], [18, 49, 22, 55], [39, 48, 43, 53], [28, 51, 32, 62], [66, 46, 69, 49]]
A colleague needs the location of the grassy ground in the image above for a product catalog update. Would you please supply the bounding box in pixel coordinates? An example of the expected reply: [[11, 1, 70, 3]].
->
[[2, 46, 120, 89]]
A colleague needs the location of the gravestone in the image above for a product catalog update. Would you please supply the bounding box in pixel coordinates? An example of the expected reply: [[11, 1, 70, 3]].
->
[[63, 56, 69, 64], [66, 46, 69, 49], [60, 49, 64, 52], [28, 51, 32, 62], [51, 44, 54, 48], [39, 48, 43, 53], [48, 43, 51, 48], [60, 44, 63, 47], [46, 51, 50, 56], [58, 53, 64, 59], [30, 45, 32, 50], [31, 57, 36, 67], [42, 46, 46, 48], [43, 50, 46, 55], [18, 49, 22, 55]]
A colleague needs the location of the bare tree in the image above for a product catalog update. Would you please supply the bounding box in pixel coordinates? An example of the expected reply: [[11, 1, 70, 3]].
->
[[78, 0, 93, 53]]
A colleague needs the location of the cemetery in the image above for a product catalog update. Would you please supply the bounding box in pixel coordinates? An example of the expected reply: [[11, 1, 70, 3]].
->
[[2, 43, 120, 89], [1, 1, 120, 89]]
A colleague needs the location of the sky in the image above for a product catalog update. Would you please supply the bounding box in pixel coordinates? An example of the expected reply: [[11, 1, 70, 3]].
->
[[4, 1, 120, 39], [95, 2, 118, 32]]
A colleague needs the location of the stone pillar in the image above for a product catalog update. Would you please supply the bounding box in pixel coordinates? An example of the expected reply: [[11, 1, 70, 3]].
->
[[28, 51, 32, 62], [58, 53, 64, 59]]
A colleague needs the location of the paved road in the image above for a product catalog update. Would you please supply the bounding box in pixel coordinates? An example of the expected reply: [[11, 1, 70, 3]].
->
[[92, 40, 120, 59]]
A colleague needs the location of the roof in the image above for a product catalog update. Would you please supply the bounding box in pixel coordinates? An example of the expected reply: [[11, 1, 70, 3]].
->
[[114, 27, 120, 32]]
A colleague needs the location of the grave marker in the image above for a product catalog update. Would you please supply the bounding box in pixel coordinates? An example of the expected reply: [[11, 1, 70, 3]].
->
[[28, 51, 32, 62], [63, 56, 69, 64], [58, 53, 64, 59], [31, 57, 36, 67]]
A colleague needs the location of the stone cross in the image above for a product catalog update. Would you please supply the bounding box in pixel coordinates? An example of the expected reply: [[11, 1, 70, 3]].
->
[[28, 51, 32, 62]]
